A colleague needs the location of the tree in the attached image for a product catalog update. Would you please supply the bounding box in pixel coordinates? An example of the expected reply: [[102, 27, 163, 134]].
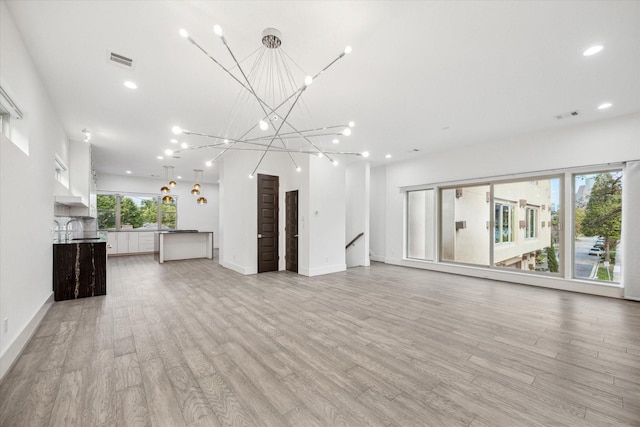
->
[[120, 197, 143, 229], [140, 198, 158, 226], [96, 194, 116, 229], [574, 208, 586, 237], [546, 245, 559, 273], [581, 173, 622, 262]]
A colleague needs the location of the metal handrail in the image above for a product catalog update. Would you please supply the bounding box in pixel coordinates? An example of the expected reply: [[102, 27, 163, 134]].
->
[[346, 232, 364, 249]]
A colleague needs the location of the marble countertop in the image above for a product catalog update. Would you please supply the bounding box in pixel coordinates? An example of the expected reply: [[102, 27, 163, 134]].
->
[[53, 238, 107, 245]]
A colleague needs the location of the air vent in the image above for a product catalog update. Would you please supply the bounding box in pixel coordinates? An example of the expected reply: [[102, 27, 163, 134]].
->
[[555, 110, 579, 120], [107, 51, 135, 69]]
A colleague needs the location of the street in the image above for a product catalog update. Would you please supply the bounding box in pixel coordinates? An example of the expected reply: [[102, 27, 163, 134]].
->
[[574, 236, 599, 279]]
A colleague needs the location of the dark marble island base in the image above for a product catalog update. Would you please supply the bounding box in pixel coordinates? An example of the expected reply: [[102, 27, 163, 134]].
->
[[53, 241, 106, 301]]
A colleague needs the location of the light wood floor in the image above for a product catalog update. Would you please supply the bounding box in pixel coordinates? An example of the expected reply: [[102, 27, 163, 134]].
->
[[1, 255, 640, 426]]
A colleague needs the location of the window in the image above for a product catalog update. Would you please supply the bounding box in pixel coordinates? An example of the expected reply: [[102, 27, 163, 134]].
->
[[574, 171, 622, 283], [161, 198, 177, 229], [407, 189, 435, 260], [494, 202, 514, 244], [493, 178, 560, 273], [440, 184, 490, 266], [97, 194, 117, 230], [97, 193, 177, 231], [525, 206, 537, 239]]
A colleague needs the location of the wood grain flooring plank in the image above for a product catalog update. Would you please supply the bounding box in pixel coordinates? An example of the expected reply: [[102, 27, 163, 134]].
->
[[48, 369, 84, 427], [139, 355, 186, 427], [116, 385, 151, 427]]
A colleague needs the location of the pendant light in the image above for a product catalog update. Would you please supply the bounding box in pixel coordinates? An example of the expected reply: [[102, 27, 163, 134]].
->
[[192, 169, 207, 205], [160, 166, 171, 194], [191, 169, 201, 195], [162, 194, 174, 204], [168, 166, 177, 187]]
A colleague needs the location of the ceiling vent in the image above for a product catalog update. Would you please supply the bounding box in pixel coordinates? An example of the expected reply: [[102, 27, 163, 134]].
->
[[555, 110, 579, 120], [107, 51, 135, 69]]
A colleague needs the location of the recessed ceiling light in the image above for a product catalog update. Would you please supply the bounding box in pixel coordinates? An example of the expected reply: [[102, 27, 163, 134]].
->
[[385, 154, 392, 159], [597, 102, 612, 110], [205, 161, 212, 167], [157, 156, 164, 160], [181, 142, 188, 149], [332, 139, 339, 144], [361, 151, 370, 158], [126, 170, 132, 174], [177, 176, 182, 179], [170, 139, 178, 144], [165, 149, 174, 156], [123, 81, 138, 89], [583, 45, 603, 56]]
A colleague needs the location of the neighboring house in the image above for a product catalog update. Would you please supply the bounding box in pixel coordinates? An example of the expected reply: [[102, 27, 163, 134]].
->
[[441, 180, 552, 270]]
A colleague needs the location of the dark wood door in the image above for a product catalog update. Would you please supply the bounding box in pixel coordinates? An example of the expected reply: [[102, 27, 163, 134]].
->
[[257, 174, 279, 273], [285, 190, 298, 273]]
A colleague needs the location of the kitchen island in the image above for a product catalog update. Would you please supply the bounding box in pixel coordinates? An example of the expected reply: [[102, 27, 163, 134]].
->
[[157, 230, 213, 263], [53, 239, 107, 301]]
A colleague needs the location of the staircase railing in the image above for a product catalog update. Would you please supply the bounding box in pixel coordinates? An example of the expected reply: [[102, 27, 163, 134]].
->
[[346, 232, 364, 249]]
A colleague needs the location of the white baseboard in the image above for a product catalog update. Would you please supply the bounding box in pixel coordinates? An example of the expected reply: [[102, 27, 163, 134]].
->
[[300, 264, 347, 277], [370, 255, 386, 263], [0, 292, 54, 382], [220, 260, 256, 275]]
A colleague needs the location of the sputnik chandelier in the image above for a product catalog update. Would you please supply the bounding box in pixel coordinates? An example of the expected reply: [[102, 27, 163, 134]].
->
[[167, 24, 367, 178]]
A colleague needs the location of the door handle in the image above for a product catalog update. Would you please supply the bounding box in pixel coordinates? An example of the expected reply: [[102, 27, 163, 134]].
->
[[258, 234, 262, 239], [294, 235, 298, 237]]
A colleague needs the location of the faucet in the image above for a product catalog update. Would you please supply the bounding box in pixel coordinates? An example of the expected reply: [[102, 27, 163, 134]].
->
[[65, 218, 82, 242], [54, 219, 64, 243]]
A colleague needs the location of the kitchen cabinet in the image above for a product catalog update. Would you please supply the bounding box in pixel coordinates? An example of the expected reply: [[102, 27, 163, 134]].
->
[[67, 140, 97, 218], [108, 231, 156, 255], [107, 232, 118, 255]]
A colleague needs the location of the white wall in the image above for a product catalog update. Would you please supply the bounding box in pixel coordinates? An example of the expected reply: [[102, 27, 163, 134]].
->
[[97, 173, 219, 246], [306, 155, 347, 276], [373, 113, 640, 297], [345, 162, 370, 267], [219, 149, 347, 277], [0, 1, 67, 379], [369, 166, 386, 262]]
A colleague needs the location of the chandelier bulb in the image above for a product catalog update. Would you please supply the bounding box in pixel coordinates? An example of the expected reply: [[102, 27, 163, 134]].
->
[[191, 188, 200, 195], [171, 126, 183, 135], [179, 29, 188, 38], [361, 151, 370, 158], [259, 120, 269, 131], [296, 166, 301, 172], [205, 161, 212, 167], [342, 128, 352, 136], [165, 149, 174, 156], [332, 139, 339, 144], [333, 160, 339, 166], [304, 75, 313, 86], [169, 180, 177, 187], [161, 186, 171, 194], [249, 174, 254, 179], [162, 195, 174, 204], [349, 121, 355, 128], [213, 24, 223, 37], [344, 46, 353, 55]]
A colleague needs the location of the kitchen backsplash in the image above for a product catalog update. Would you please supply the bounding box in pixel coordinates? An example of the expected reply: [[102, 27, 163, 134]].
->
[[53, 216, 99, 242]]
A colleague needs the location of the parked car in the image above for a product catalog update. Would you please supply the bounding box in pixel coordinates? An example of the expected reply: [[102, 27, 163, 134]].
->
[[588, 247, 604, 256]]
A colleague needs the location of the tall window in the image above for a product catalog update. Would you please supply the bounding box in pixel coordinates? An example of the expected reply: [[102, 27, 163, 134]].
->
[[440, 185, 490, 266], [525, 207, 537, 239], [494, 202, 514, 244], [574, 171, 622, 283], [97, 194, 177, 231], [493, 178, 560, 273], [407, 189, 435, 260]]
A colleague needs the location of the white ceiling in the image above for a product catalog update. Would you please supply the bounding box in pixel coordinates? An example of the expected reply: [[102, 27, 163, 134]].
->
[[5, 1, 640, 183]]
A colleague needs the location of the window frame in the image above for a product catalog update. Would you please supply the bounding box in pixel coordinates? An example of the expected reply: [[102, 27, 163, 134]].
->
[[96, 192, 177, 231]]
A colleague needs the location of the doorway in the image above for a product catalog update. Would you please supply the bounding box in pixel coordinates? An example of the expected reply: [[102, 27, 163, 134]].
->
[[257, 174, 279, 273], [285, 190, 298, 273]]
